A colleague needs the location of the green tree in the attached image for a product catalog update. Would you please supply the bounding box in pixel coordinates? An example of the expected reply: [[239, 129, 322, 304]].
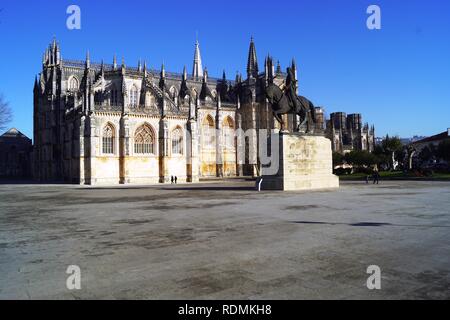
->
[[419, 144, 435, 162], [437, 140, 450, 162], [373, 145, 384, 156], [332, 152, 344, 167], [381, 135, 403, 169], [344, 150, 377, 167]]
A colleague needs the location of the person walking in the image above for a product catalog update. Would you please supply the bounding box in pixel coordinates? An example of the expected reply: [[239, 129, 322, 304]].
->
[[373, 170, 380, 185], [171, 176, 174, 184], [175, 176, 178, 184]]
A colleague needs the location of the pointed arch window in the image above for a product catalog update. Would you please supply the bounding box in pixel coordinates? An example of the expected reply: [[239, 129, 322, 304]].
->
[[130, 85, 138, 107], [110, 85, 119, 106], [171, 127, 183, 155], [169, 86, 178, 100], [94, 91, 102, 105], [202, 115, 215, 149], [102, 123, 115, 154], [134, 124, 155, 154], [68, 77, 79, 91], [145, 92, 154, 107], [223, 117, 235, 150]]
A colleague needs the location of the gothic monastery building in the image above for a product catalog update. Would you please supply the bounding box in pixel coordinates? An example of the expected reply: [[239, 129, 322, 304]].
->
[[33, 37, 374, 184], [33, 38, 297, 184]]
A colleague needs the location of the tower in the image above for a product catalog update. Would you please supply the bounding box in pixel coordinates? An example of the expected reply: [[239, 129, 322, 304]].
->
[[246, 37, 258, 79], [192, 40, 203, 79]]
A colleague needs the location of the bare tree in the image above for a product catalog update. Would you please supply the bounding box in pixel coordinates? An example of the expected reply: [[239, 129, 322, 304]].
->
[[0, 94, 13, 131]]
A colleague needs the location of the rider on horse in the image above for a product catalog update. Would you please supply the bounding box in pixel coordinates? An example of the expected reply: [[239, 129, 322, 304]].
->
[[285, 67, 303, 115]]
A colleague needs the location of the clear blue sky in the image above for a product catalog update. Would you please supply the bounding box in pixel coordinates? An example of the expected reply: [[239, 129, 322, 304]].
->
[[1, 0, 449, 139]]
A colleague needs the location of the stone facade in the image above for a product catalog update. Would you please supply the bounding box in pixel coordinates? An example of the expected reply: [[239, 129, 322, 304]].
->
[[34, 37, 307, 185]]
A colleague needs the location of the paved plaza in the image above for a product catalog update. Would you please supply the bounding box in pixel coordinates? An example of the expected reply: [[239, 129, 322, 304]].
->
[[0, 180, 449, 299]]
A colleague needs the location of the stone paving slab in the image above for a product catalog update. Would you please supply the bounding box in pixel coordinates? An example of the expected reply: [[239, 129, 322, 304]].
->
[[0, 180, 449, 299]]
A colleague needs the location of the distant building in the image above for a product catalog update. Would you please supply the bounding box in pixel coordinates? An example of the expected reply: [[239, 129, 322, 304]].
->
[[324, 112, 375, 154], [0, 128, 32, 179], [375, 137, 383, 146], [314, 107, 325, 131], [404, 129, 450, 169], [411, 129, 450, 151]]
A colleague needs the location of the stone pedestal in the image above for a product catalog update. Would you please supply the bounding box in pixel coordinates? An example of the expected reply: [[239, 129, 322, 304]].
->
[[261, 133, 339, 191]]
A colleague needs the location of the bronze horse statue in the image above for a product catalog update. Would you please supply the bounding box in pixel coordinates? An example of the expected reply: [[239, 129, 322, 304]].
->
[[264, 69, 316, 132]]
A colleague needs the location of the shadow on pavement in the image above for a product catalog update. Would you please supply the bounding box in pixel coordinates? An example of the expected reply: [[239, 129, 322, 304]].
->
[[291, 221, 450, 228]]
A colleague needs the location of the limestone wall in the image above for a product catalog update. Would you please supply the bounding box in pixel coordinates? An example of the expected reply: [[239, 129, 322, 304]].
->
[[262, 134, 339, 191], [93, 156, 120, 184], [125, 156, 159, 184]]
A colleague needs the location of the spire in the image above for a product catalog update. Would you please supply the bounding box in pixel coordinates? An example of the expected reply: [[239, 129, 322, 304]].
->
[[143, 60, 147, 76], [121, 57, 126, 74], [270, 56, 275, 77], [45, 48, 49, 64], [52, 36, 57, 50], [220, 70, 228, 101], [264, 55, 270, 84], [183, 65, 187, 81], [138, 59, 142, 72], [85, 50, 90, 69], [161, 63, 166, 78], [113, 54, 117, 70], [180, 65, 190, 98], [247, 36, 258, 78], [55, 39, 61, 65], [265, 55, 274, 82], [276, 60, 281, 74], [192, 39, 203, 79], [200, 67, 213, 101], [235, 71, 242, 84], [203, 67, 208, 83], [100, 59, 104, 76], [159, 63, 166, 90]]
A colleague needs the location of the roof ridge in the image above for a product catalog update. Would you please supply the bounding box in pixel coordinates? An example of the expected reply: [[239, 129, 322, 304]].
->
[[1, 128, 29, 139]]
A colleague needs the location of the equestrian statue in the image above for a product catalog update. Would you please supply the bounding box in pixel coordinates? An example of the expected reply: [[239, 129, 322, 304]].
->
[[264, 67, 317, 133]]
